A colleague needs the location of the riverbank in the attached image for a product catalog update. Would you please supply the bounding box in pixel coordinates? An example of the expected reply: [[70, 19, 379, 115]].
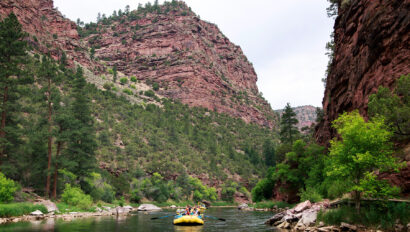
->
[[0, 205, 136, 225], [265, 199, 410, 231]]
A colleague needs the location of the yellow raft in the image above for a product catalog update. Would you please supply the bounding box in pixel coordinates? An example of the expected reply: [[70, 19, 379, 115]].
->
[[173, 215, 204, 225]]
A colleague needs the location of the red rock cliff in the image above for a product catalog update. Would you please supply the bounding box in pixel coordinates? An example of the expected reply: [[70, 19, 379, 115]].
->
[[0, 0, 277, 128], [83, 2, 276, 127], [316, 0, 410, 144]]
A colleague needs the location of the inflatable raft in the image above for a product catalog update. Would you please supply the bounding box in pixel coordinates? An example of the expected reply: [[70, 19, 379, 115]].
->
[[173, 215, 204, 225]]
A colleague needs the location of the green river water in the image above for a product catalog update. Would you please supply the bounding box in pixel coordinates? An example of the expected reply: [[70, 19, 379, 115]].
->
[[0, 208, 281, 232]]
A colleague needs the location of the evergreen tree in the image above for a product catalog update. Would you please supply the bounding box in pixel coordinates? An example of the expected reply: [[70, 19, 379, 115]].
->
[[280, 103, 299, 145], [38, 55, 58, 198], [263, 139, 276, 167], [0, 13, 29, 167], [65, 67, 97, 184]]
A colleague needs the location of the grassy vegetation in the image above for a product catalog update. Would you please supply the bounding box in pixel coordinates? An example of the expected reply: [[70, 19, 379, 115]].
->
[[56, 202, 96, 213], [0, 203, 47, 217], [317, 203, 410, 230], [251, 201, 293, 209], [210, 201, 238, 207]]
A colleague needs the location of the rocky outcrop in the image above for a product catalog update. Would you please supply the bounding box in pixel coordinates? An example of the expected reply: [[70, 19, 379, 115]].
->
[[137, 204, 162, 211], [316, 0, 410, 144], [266, 200, 330, 229], [276, 105, 318, 131], [82, 2, 277, 128], [0, 0, 100, 70], [0, 0, 277, 128]]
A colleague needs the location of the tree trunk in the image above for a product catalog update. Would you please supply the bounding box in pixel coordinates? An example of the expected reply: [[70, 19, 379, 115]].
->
[[52, 141, 62, 199], [354, 190, 361, 213], [45, 78, 52, 198], [0, 85, 9, 165]]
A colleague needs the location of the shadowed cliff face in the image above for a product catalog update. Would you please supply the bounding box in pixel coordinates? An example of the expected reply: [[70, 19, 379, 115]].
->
[[0, 0, 277, 128], [316, 0, 410, 144]]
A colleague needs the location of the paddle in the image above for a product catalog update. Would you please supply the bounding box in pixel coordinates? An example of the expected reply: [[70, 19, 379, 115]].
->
[[204, 215, 226, 221], [150, 214, 175, 220]]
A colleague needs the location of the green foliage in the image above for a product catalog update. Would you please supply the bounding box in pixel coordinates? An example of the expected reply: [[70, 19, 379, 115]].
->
[[144, 90, 155, 97], [298, 186, 322, 203], [326, 111, 404, 208], [251, 177, 275, 202], [84, 172, 115, 203], [0, 203, 47, 217], [123, 88, 133, 95], [0, 172, 17, 203], [152, 82, 159, 91], [61, 184, 93, 210], [130, 76, 137, 82], [280, 103, 299, 145], [368, 74, 410, 140], [120, 77, 128, 85], [317, 203, 410, 230]]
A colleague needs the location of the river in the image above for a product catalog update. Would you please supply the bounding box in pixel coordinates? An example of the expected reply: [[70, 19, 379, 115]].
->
[[0, 207, 281, 232]]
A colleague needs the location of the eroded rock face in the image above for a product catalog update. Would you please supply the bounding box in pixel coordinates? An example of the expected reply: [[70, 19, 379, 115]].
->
[[83, 3, 277, 127], [0, 0, 277, 128], [315, 0, 410, 144], [0, 0, 100, 70]]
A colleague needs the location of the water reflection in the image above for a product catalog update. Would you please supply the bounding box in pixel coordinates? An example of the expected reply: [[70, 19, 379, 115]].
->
[[0, 208, 276, 232], [174, 225, 203, 232]]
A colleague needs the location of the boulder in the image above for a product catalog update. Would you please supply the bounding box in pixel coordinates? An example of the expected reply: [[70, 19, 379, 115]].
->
[[137, 204, 162, 211], [294, 200, 312, 213], [299, 210, 318, 226], [95, 207, 103, 212], [277, 221, 291, 229], [265, 211, 286, 225], [340, 222, 357, 231], [237, 203, 248, 210], [170, 205, 177, 209], [30, 210, 43, 216], [123, 205, 133, 210], [102, 206, 111, 211]]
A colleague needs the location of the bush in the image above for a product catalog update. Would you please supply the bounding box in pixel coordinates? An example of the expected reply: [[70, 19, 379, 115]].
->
[[130, 76, 137, 82], [120, 77, 128, 85], [317, 203, 410, 230], [299, 187, 323, 203], [144, 90, 155, 97], [123, 88, 133, 95], [103, 82, 112, 90], [0, 172, 17, 203], [61, 184, 93, 210], [152, 82, 159, 91], [0, 203, 47, 217]]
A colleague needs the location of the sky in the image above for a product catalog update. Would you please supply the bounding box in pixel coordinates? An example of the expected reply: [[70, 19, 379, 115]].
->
[[54, 0, 334, 110]]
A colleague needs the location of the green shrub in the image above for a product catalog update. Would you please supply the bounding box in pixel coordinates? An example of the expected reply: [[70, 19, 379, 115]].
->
[[0, 172, 17, 203], [61, 184, 93, 210], [299, 187, 323, 203], [144, 90, 155, 97], [152, 82, 159, 91], [130, 76, 137, 82], [317, 203, 410, 230], [103, 82, 112, 90], [120, 77, 128, 85], [123, 89, 133, 95], [130, 84, 136, 89], [0, 203, 47, 217]]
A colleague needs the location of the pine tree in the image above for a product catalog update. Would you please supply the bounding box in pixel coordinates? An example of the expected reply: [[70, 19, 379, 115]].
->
[[39, 55, 58, 198], [263, 139, 276, 167], [0, 13, 29, 166], [65, 67, 97, 183], [280, 103, 299, 145]]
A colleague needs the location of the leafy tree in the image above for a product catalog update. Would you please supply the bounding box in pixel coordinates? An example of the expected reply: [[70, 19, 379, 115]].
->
[[0, 13, 29, 165], [0, 172, 17, 203], [280, 103, 299, 145], [368, 75, 410, 140], [326, 111, 404, 211]]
